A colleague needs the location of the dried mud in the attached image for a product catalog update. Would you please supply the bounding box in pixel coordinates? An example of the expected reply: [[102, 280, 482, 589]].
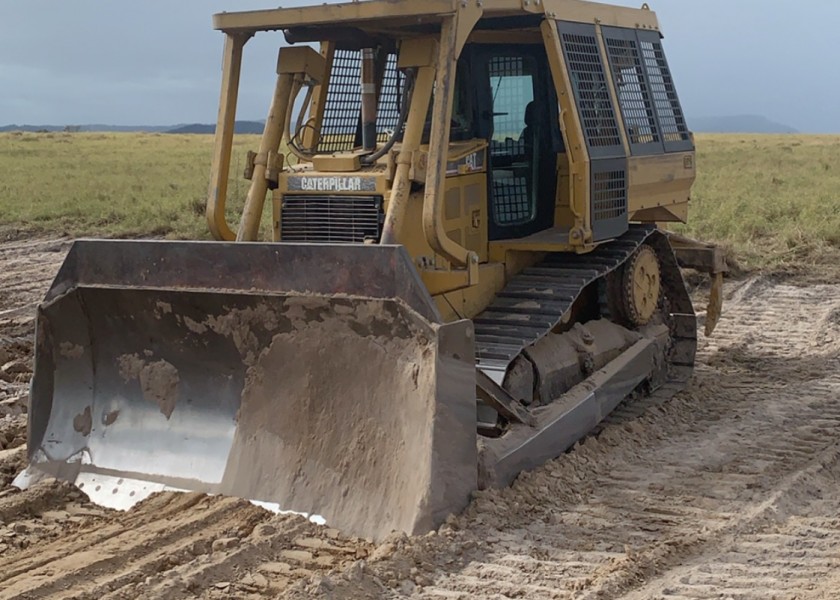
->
[[222, 308, 444, 541], [1, 239, 839, 599], [117, 354, 181, 419]]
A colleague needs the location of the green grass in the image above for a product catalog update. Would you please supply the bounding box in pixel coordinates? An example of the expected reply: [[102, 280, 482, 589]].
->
[[675, 134, 840, 271], [1, 131, 838, 272], [0, 131, 260, 240]]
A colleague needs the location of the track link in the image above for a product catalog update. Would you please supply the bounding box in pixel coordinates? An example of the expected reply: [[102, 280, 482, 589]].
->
[[474, 224, 697, 412]]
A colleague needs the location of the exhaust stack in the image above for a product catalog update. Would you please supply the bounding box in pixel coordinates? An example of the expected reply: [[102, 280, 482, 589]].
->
[[360, 48, 377, 151]]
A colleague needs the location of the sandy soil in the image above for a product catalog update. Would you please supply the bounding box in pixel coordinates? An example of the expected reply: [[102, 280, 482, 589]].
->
[[1, 240, 839, 599], [1, 239, 69, 492]]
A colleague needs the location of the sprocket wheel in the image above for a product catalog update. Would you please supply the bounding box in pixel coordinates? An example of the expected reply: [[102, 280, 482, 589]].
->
[[621, 244, 661, 326]]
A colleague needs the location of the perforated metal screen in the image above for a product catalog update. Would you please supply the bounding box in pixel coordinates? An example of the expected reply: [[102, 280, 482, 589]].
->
[[603, 30, 661, 155], [317, 51, 361, 153], [590, 159, 628, 241], [639, 35, 692, 152], [602, 27, 692, 154], [488, 55, 537, 226], [557, 22, 623, 159], [592, 167, 626, 221], [557, 21, 628, 240], [316, 49, 403, 153], [376, 53, 403, 141]]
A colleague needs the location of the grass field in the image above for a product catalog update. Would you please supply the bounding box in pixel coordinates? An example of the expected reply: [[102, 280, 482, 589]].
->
[[1, 131, 838, 271], [0, 131, 260, 240], [678, 134, 840, 272]]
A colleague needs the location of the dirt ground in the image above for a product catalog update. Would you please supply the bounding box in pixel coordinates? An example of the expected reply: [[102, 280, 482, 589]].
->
[[1, 239, 839, 599]]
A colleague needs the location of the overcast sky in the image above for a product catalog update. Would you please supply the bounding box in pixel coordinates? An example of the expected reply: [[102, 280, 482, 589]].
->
[[1, 1, 836, 132]]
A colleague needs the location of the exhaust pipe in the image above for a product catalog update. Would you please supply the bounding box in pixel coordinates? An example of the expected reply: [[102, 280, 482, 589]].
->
[[361, 48, 377, 151]]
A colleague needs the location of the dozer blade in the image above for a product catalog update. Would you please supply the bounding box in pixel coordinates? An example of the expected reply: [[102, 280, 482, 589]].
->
[[20, 240, 477, 541]]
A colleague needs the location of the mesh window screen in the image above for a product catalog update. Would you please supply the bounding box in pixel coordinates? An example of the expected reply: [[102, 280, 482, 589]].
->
[[556, 22, 629, 239], [590, 159, 628, 241], [318, 50, 361, 153], [489, 56, 529, 156], [492, 177, 533, 224], [639, 36, 691, 151], [376, 53, 403, 142], [604, 33, 662, 155], [592, 169, 626, 221], [316, 49, 403, 153], [558, 23, 623, 158], [488, 55, 536, 226]]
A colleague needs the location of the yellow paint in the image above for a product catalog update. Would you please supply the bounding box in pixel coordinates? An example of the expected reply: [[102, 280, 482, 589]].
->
[[207, 0, 700, 323]]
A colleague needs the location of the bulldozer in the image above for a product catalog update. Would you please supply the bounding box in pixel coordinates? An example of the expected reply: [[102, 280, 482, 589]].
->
[[18, 0, 727, 540]]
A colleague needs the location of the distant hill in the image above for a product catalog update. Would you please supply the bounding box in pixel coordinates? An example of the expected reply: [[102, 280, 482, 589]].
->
[[165, 121, 264, 134], [689, 115, 798, 134], [0, 124, 171, 133], [3, 116, 798, 135], [0, 121, 264, 134]]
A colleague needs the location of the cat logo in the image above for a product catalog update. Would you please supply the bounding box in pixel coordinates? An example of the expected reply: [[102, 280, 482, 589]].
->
[[287, 176, 377, 192]]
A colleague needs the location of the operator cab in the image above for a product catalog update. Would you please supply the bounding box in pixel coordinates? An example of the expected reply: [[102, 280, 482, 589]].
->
[[470, 45, 562, 240], [425, 44, 564, 241]]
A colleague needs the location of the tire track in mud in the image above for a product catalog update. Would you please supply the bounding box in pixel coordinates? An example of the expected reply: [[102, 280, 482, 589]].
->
[[410, 281, 840, 600], [0, 487, 372, 600], [0, 238, 69, 314], [605, 283, 840, 600], [0, 495, 269, 600]]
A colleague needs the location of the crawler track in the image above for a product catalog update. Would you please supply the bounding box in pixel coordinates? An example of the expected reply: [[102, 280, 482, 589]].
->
[[474, 225, 695, 384]]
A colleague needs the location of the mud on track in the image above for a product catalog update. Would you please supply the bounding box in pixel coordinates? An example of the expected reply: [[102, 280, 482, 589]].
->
[[1, 239, 839, 599]]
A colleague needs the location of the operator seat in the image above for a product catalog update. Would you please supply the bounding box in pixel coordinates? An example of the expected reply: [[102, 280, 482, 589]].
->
[[519, 100, 537, 157]]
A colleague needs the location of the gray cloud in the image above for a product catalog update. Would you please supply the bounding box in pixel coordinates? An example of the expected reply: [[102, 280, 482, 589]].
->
[[1, 0, 837, 131]]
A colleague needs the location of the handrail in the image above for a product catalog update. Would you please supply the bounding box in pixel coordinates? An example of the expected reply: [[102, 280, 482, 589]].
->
[[206, 33, 250, 241]]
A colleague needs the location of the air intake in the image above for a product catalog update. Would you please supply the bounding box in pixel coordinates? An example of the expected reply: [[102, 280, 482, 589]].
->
[[280, 194, 383, 243]]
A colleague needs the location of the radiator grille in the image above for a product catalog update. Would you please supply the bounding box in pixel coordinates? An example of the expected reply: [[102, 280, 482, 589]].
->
[[592, 168, 627, 221], [281, 195, 383, 243], [590, 158, 628, 241]]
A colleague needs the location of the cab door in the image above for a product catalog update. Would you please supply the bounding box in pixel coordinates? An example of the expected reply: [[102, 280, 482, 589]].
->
[[473, 46, 560, 241]]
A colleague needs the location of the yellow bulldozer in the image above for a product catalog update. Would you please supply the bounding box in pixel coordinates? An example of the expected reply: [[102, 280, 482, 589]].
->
[[19, 0, 726, 540]]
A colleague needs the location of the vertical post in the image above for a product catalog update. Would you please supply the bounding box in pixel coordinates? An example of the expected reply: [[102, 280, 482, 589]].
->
[[381, 66, 435, 244], [301, 42, 335, 151], [421, 16, 472, 269], [207, 33, 249, 241], [237, 70, 295, 241], [540, 20, 590, 244], [360, 48, 378, 151]]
